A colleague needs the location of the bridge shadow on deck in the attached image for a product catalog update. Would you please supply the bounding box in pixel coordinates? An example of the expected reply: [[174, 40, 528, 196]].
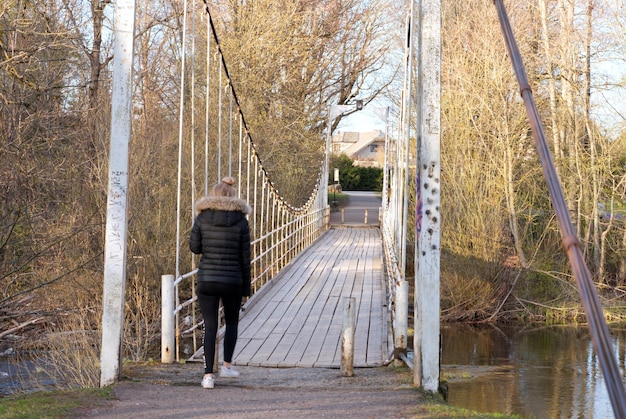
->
[[191, 227, 391, 368]]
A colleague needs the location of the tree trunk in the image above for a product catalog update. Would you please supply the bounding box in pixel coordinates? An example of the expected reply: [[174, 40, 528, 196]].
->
[[619, 228, 626, 285], [505, 138, 528, 268], [538, 0, 562, 162]]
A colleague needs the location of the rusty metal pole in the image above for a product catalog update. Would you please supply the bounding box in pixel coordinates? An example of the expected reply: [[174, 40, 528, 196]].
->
[[493, 1, 626, 415]]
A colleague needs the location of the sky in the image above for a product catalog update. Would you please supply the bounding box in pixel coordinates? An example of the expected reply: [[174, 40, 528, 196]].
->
[[337, 71, 625, 138], [336, 104, 391, 133], [591, 59, 626, 137]]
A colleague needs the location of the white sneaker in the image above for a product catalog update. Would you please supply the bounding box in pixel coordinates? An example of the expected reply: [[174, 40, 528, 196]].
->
[[201, 374, 214, 389], [219, 365, 240, 378]]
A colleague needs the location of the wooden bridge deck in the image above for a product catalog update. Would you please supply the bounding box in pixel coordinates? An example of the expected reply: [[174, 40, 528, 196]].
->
[[192, 226, 391, 368]]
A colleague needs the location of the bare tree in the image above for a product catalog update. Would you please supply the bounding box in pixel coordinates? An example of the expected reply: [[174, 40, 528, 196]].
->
[[205, 0, 400, 204], [438, 0, 626, 320]]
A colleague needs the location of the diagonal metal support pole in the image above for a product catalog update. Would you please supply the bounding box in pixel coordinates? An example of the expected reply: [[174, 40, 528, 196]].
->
[[493, 1, 626, 416]]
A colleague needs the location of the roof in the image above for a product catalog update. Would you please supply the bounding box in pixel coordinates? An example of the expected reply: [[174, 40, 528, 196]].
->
[[332, 130, 385, 157]]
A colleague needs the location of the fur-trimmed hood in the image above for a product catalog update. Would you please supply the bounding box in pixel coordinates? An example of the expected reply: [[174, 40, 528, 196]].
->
[[194, 196, 252, 216]]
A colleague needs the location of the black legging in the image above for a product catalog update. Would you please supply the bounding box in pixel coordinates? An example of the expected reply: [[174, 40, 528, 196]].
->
[[196, 281, 242, 374]]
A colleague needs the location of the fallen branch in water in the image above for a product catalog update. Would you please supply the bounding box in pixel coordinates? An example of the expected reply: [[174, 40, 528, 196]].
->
[[0, 317, 45, 340]]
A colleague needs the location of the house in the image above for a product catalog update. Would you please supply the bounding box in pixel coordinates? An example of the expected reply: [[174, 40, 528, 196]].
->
[[331, 130, 385, 168]]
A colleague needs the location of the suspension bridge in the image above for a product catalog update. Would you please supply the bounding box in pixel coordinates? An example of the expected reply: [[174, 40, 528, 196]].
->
[[201, 213, 388, 369], [97, 0, 626, 415], [98, 0, 442, 395]]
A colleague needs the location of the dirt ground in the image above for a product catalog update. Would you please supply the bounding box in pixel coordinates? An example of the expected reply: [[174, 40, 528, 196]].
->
[[78, 192, 431, 418], [79, 362, 433, 418]]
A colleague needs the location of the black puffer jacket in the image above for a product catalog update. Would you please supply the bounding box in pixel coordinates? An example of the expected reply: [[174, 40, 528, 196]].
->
[[189, 195, 252, 296]]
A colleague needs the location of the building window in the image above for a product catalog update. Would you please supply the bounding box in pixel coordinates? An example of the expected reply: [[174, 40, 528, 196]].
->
[[369, 144, 378, 152]]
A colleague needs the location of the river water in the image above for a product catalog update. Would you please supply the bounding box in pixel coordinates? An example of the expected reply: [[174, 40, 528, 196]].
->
[[441, 323, 626, 418], [2, 323, 625, 418], [0, 357, 55, 395]]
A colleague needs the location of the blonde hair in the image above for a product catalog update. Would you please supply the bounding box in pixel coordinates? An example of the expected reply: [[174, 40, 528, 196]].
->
[[210, 176, 237, 198]]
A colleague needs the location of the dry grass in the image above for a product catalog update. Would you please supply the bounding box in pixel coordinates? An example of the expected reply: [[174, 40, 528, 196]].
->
[[441, 269, 496, 322], [24, 307, 101, 391], [123, 274, 161, 361], [11, 273, 162, 393]]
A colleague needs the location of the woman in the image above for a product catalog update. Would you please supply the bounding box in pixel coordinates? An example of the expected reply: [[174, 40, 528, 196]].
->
[[189, 176, 251, 389]]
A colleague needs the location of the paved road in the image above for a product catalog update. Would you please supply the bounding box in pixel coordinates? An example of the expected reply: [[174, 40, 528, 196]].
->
[[330, 191, 382, 226]]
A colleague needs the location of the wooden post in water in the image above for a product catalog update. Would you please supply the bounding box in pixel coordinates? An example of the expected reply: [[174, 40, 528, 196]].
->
[[341, 297, 356, 377], [364, 208, 368, 224]]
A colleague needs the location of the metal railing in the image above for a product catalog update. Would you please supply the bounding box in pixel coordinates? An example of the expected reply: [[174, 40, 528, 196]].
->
[[161, 1, 329, 363], [162, 198, 328, 363]]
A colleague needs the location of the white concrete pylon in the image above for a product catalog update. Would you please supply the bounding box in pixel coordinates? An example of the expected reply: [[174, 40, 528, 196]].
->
[[413, 0, 441, 393], [100, 0, 137, 388]]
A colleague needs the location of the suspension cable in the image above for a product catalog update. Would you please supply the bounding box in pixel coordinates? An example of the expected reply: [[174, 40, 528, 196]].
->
[[493, 1, 626, 416], [171, 0, 331, 362], [204, 14, 211, 196], [175, 0, 189, 281]]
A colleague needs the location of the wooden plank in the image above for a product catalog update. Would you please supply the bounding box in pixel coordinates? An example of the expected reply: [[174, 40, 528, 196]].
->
[[220, 227, 389, 369], [257, 230, 344, 366], [257, 243, 339, 366], [309, 229, 362, 367], [354, 273, 370, 366], [231, 337, 264, 366], [368, 243, 386, 365], [362, 235, 383, 366], [317, 228, 362, 367], [238, 300, 280, 339], [294, 255, 345, 367], [353, 230, 386, 366], [339, 230, 363, 361], [236, 232, 335, 340], [248, 332, 284, 366], [323, 262, 356, 364], [196, 242, 328, 363], [336, 229, 370, 366], [370, 230, 387, 365], [308, 296, 339, 367]]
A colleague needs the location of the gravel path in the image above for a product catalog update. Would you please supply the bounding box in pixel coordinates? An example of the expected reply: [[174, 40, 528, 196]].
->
[[82, 191, 426, 418], [80, 363, 427, 418]]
